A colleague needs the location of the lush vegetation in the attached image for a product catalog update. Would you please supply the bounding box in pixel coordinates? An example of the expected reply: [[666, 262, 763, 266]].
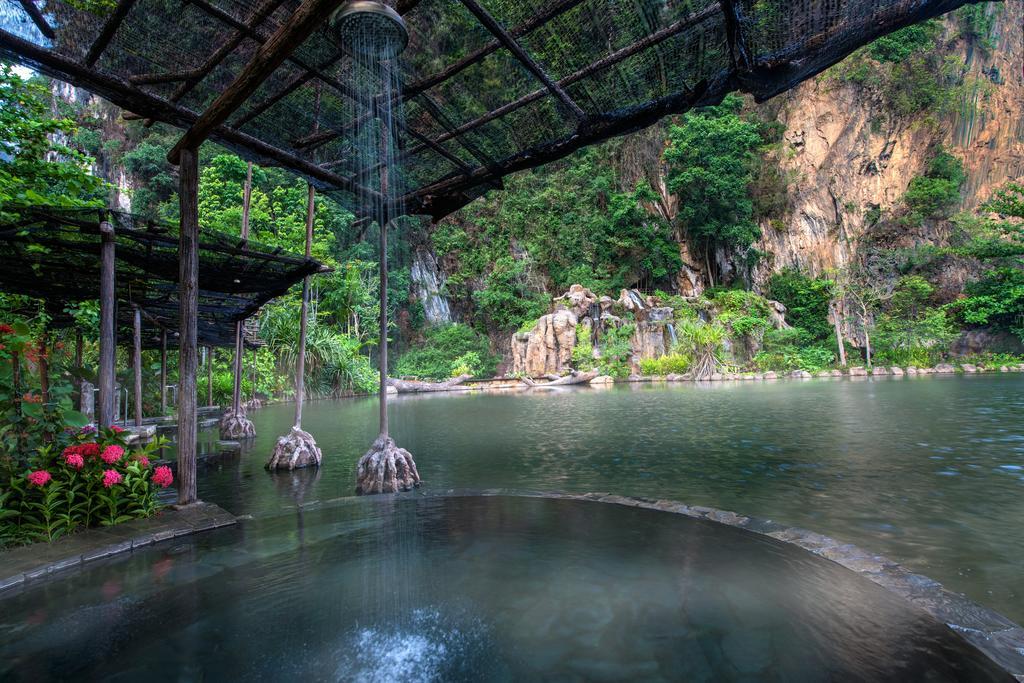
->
[[392, 324, 498, 381]]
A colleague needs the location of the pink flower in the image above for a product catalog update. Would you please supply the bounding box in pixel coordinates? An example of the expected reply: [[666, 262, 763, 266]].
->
[[64, 453, 85, 470], [152, 466, 173, 488], [80, 443, 100, 458], [0, 324, 13, 335], [102, 469, 123, 488], [100, 445, 124, 464], [134, 455, 150, 468], [79, 425, 96, 435], [110, 425, 125, 433], [27, 470, 52, 487]]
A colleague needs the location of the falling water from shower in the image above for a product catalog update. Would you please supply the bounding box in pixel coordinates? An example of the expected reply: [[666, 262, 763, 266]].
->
[[337, 1, 421, 496]]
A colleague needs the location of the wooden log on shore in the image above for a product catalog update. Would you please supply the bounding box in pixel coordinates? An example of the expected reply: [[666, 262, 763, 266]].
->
[[386, 374, 472, 393], [521, 369, 599, 388]]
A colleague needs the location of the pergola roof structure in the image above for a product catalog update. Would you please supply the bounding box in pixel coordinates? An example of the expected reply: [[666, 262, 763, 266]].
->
[[0, 0, 992, 223], [0, 207, 325, 348]]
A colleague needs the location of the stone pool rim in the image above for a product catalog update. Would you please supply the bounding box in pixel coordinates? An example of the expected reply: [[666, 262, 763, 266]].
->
[[0, 490, 1021, 680], [286, 488, 1024, 681]]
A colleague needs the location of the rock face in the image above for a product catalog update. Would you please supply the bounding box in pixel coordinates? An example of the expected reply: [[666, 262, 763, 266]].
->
[[410, 247, 452, 326], [554, 284, 598, 318], [511, 309, 578, 376]]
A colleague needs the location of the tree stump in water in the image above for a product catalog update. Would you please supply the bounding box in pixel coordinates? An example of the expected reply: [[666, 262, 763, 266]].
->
[[219, 407, 255, 439], [266, 426, 322, 471], [355, 435, 421, 495]]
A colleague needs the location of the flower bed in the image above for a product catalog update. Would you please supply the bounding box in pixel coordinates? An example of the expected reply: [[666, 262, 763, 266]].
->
[[0, 426, 173, 548]]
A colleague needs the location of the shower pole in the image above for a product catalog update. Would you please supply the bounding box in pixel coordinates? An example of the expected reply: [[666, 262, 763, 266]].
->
[[378, 124, 390, 439]]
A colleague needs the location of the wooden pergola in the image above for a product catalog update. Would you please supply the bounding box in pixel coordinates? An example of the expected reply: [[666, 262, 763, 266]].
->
[[0, 0, 993, 503]]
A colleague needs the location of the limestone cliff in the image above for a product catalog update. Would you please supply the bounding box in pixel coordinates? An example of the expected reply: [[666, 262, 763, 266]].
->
[[749, 1, 1022, 287]]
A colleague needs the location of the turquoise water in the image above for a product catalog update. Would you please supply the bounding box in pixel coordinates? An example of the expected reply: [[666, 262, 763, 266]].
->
[[196, 374, 1024, 623], [0, 496, 1011, 681]]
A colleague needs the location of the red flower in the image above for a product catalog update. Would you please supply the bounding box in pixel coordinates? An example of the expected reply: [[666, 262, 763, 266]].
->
[[110, 425, 125, 433], [80, 443, 101, 458], [134, 455, 150, 468], [27, 470, 52, 486], [22, 393, 42, 404], [100, 445, 124, 464], [0, 324, 13, 335], [152, 466, 173, 488], [64, 453, 85, 470], [102, 469, 123, 488]]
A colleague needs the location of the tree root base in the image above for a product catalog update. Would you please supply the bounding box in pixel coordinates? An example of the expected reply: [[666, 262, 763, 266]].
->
[[266, 426, 322, 471], [219, 409, 255, 439], [355, 435, 421, 495]]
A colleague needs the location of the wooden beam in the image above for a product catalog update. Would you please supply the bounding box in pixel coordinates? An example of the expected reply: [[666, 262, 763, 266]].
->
[[132, 305, 143, 427], [16, 0, 54, 40], [404, 0, 586, 100], [168, 0, 287, 106], [294, 184, 314, 428], [402, 4, 720, 169], [98, 220, 116, 428], [0, 27, 379, 200], [168, 0, 347, 163], [85, 0, 138, 67], [178, 147, 199, 505], [458, 0, 585, 120]]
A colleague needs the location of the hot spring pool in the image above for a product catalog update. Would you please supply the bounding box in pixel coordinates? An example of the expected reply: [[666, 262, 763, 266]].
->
[[0, 495, 1010, 681]]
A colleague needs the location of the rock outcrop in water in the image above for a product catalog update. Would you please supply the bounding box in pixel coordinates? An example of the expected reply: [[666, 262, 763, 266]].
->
[[511, 309, 579, 377]]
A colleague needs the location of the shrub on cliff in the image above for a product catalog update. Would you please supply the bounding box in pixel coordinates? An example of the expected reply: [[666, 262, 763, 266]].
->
[[394, 324, 498, 381]]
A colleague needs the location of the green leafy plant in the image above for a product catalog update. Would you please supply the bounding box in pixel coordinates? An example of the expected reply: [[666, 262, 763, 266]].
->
[[394, 324, 498, 381], [639, 353, 692, 376]]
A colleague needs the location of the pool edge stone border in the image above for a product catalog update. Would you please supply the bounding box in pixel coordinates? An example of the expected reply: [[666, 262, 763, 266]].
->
[[295, 488, 1024, 680], [562, 491, 1024, 681], [0, 502, 236, 595]]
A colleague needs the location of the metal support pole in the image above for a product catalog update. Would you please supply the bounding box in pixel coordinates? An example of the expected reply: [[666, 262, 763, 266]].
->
[[133, 305, 143, 427], [294, 183, 313, 429]]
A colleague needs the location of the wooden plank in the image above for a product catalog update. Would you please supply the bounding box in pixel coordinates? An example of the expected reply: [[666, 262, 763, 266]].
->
[[98, 220, 116, 428], [177, 147, 200, 505], [168, 0, 347, 163]]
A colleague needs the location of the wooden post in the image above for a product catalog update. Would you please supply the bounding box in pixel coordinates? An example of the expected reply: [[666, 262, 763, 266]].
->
[[132, 305, 143, 427], [177, 147, 199, 506], [98, 220, 116, 428], [38, 323, 49, 406], [207, 347, 214, 407], [74, 330, 83, 408], [159, 329, 167, 415], [294, 183, 314, 429]]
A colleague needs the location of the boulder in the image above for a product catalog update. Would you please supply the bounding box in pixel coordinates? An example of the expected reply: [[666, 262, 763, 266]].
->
[[872, 366, 889, 375], [709, 372, 724, 381], [891, 366, 905, 376], [1001, 366, 1010, 373], [510, 309, 578, 377], [906, 367, 918, 375], [632, 320, 668, 361], [590, 375, 614, 385], [817, 371, 832, 378], [554, 284, 598, 319], [934, 363, 956, 373], [763, 371, 778, 380], [849, 366, 867, 376], [961, 364, 979, 373], [830, 369, 843, 377]]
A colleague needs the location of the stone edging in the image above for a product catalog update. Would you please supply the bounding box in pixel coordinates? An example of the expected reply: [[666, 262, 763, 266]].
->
[[292, 489, 1024, 680], [0, 502, 236, 595]]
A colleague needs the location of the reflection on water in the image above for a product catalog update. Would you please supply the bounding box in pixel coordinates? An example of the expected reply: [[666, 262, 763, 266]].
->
[[183, 375, 1024, 622], [0, 497, 1010, 682]]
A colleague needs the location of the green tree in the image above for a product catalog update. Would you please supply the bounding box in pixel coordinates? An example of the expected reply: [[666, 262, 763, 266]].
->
[[0, 65, 107, 217], [664, 94, 763, 283]]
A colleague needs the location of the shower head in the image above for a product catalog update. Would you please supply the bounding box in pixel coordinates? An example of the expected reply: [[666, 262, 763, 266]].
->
[[331, 1, 409, 59]]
